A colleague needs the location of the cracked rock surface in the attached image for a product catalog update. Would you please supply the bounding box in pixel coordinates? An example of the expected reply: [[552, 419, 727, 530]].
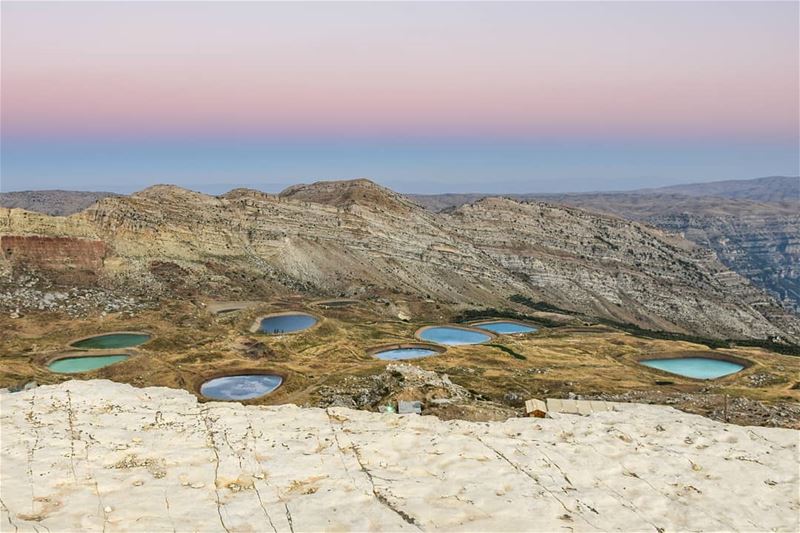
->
[[1, 380, 798, 532]]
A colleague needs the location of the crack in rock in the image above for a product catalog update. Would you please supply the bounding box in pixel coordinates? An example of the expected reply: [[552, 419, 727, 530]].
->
[[202, 408, 231, 533], [327, 410, 423, 531], [475, 434, 601, 531]]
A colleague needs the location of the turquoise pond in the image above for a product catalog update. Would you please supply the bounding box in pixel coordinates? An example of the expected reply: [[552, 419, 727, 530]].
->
[[200, 375, 283, 401], [640, 358, 744, 379], [48, 355, 130, 373], [418, 327, 491, 345], [474, 321, 537, 334], [70, 333, 150, 349], [259, 314, 317, 334], [374, 348, 440, 361]]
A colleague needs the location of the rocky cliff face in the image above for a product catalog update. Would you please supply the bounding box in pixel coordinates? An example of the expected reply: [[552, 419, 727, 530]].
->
[[1, 179, 797, 341], [529, 194, 800, 314], [446, 198, 796, 338], [412, 181, 800, 313], [1, 380, 797, 532], [645, 211, 800, 312], [1, 235, 106, 283]]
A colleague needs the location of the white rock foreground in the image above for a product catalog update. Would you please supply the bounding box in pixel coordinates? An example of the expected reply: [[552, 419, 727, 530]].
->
[[1, 381, 798, 532]]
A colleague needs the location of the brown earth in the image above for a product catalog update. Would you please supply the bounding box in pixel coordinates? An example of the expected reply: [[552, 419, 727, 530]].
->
[[2, 299, 797, 428]]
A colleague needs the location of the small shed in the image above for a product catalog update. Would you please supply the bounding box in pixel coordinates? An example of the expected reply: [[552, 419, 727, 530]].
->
[[397, 400, 422, 415], [524, 398, 547, 418]]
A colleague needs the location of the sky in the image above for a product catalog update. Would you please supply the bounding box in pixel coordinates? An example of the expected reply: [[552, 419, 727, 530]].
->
[[1, 1, 798, 194]]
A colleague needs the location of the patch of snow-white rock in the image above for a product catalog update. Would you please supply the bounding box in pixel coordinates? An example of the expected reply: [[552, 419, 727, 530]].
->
[[1, 380, 797, 532]]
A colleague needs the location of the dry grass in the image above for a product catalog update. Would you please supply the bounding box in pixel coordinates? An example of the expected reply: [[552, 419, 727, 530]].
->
[[1, 300, 798, 423]]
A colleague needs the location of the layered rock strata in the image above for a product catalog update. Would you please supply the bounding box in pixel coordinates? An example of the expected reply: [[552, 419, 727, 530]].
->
[[1, 179, 797, 341]]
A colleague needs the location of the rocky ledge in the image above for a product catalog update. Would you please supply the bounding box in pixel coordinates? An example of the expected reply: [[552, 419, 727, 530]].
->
[[1, 381, 797, 532]]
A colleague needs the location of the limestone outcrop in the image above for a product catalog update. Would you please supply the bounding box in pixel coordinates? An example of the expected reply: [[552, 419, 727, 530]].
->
[[411, 179, 800, 314], [1, 235, 106, 283], [1, 380, 798, 532]]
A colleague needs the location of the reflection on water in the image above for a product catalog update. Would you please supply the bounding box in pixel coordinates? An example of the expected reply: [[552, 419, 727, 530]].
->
[[418, 327, 491, 345], [200, 374, 283, 401], [374, 348, 439, 360], [474, 321, 536, 334], [259, 314, 317, 334]]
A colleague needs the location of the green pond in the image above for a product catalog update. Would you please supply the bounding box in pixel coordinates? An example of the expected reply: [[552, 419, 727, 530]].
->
[[48, 355, 130, 373], [70, 333, 151, 349]]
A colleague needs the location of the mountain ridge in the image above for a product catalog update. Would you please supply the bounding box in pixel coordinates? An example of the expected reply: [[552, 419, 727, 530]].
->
[[408, 177, 799, 311], [2, 178, 797, 343]]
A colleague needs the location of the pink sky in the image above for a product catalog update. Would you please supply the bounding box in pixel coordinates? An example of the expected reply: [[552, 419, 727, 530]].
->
[[3, 2, 798, 142]]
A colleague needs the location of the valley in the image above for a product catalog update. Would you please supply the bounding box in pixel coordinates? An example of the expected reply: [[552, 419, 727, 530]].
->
[[2, 296, 799, 428], [2, 180, 799, 430]]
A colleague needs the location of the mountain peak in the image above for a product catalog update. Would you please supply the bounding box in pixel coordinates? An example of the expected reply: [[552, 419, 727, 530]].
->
[[278, 178, 416, 212], [131, 184, 212, 202]]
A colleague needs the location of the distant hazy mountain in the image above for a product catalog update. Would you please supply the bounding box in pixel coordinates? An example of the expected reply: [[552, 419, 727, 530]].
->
[[4, 176, 795, 216], [0, 190, 120, 216], [649, 176, 798, 203], [408, 176, 799, 211]]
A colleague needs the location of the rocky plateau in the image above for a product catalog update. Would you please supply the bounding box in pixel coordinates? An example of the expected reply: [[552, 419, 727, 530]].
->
[[1, 380, 797, 532]]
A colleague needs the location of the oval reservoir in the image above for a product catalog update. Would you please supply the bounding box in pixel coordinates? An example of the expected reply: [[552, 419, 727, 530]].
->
[[640, 358, 744, 379], [258, 313, 317, 334], [200, 375, 283, 401], [48, 354, 130, 373], [417, 326, 491, 345], [374, 347, 440, 360], [473, 321, 537, 334]]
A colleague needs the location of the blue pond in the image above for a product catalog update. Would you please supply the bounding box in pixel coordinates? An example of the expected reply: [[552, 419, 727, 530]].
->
[[474, 321, 537, 334], [200, 375, 283, 401], [259, 313, 317, 334], [640, 358, 744, 380], [374, 348, 440, 361], [418, 327, 491, 345]]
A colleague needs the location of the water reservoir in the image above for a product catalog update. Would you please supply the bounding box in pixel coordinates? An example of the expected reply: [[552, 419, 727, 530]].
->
[[640, 357, 744, 380], [374, 347, 440, 360], [200, 374, 283, 401], [417, 326, 492, 345], [48, 354, 130, 373], [258, 313, 318, 334], [473, 321, 537, 334]]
